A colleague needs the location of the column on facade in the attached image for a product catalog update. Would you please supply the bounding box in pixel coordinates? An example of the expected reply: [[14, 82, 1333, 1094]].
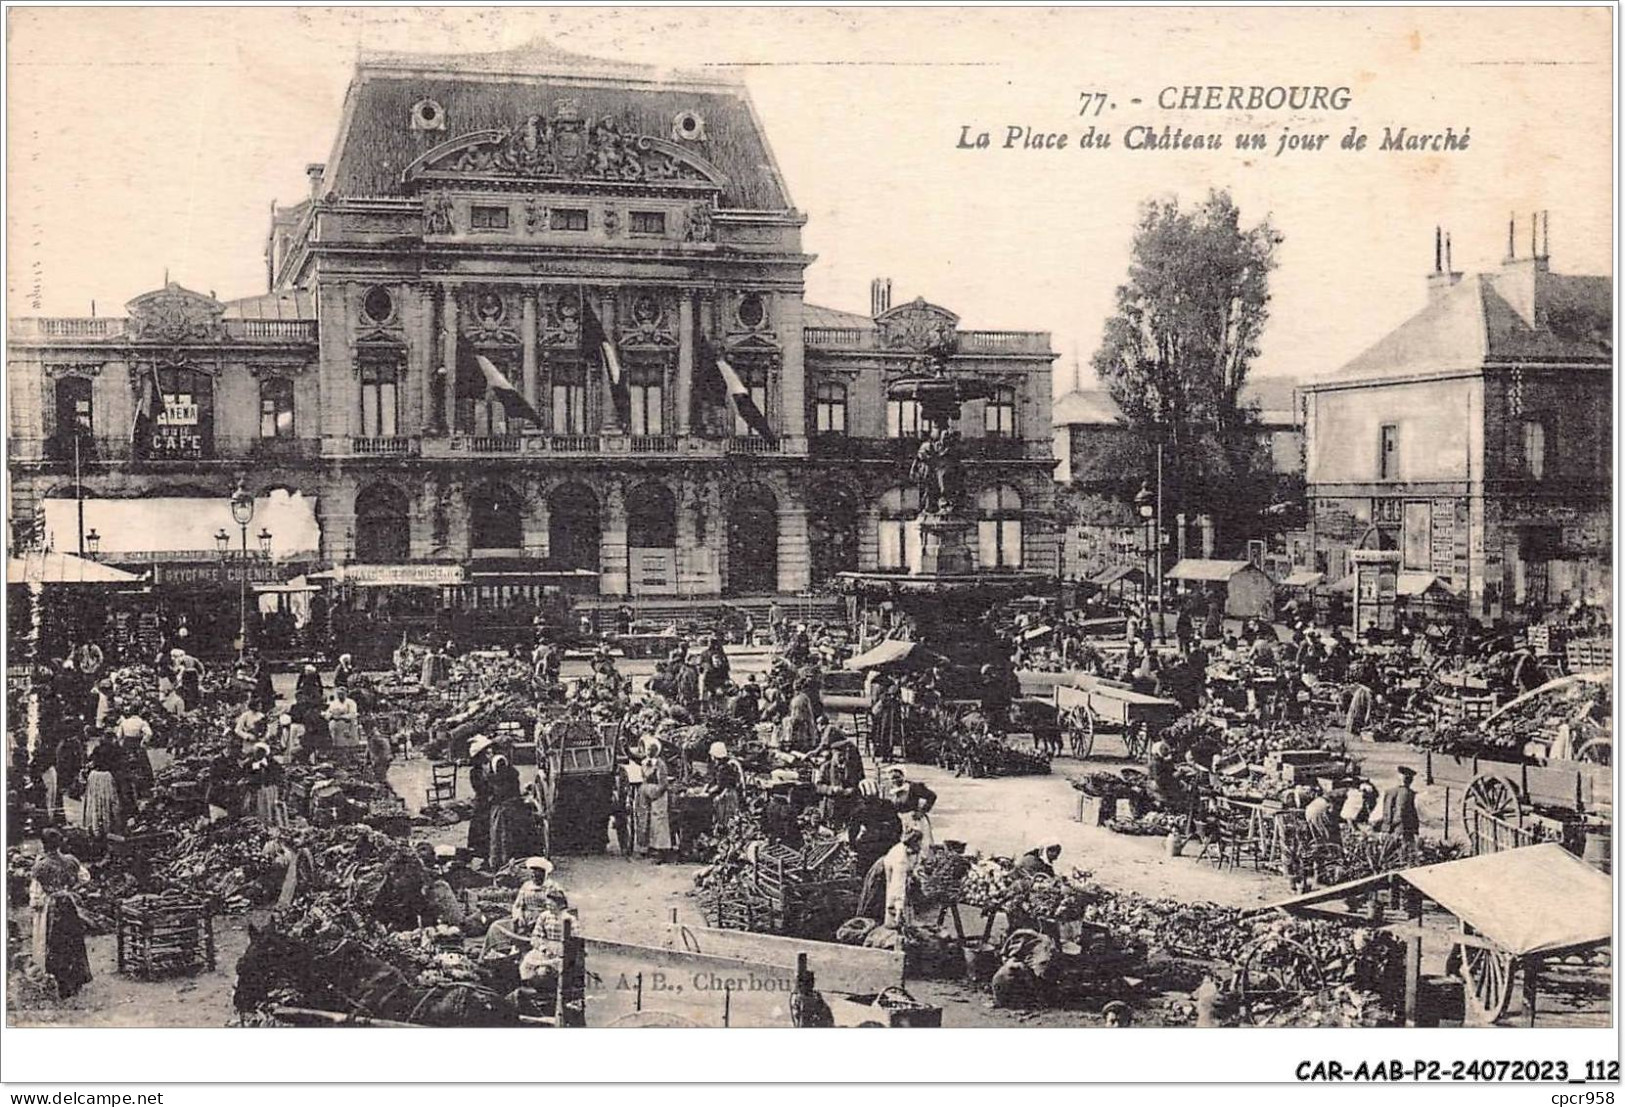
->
[[440, 288, 459, 435], [317, 282, 356, 451], [405, 284, 430, 436], [521, 294, 538, 417], [675, 292, 695, 436], [777, 483, 811, 593], [599, 476, 629, 596], [774, 291, 807, 452]]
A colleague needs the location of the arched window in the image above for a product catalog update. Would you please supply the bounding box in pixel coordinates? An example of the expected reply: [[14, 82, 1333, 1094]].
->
[[877, 486, 922, 572], [626, 481, 676, 548], [470, 482, 524, 553], [727, 484, 779, 594], [977, 485, 1023, 569], [814, 381, 847, 435], [259, 377, 295, 439], [547, 483, 600, 573], [354, 483, 411, 563]]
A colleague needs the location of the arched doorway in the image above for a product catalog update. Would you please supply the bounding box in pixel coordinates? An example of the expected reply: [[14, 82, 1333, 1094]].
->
[[470, 482, 524, 555], [728, 484, 779, 595], [625, 481, 678, 595], [547, 482, 601, 574], [354, 482, 411, 562], [807, 484, 859, 586]]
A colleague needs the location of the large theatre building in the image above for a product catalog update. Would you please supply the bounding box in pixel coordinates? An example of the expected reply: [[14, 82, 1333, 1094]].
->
[[8, 42, 1056, 648]]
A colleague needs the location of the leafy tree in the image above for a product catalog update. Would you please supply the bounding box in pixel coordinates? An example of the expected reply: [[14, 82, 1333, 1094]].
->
[[1091, 189, 1281, 551]]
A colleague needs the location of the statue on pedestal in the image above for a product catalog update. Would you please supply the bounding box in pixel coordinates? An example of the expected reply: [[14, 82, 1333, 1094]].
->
[[910, 426, 964, 516]]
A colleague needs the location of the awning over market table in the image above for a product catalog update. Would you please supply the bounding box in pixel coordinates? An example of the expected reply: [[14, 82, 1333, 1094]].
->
[[7, 551, 146, 586], [1090, 565, 1145, 587], [1279, 570, 1324, 588], [1399, 844, 1612, 957], [1258, 843, 1612, 959], [846, 638, 927, 671], [1326, 572, 1458, 599], [1167, 559, 1256, 582]]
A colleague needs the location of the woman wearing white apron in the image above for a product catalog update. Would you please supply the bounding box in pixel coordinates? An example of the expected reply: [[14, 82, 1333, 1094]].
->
[[885, 765, 937, 849]]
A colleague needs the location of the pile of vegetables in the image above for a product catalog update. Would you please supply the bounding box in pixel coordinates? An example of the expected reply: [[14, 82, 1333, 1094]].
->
[[958, 858, 1096, 924], [1106, 811, 1182, 837]]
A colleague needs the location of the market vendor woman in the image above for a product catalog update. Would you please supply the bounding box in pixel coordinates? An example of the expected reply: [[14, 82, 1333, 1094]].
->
[[29, 828, 91, 999]]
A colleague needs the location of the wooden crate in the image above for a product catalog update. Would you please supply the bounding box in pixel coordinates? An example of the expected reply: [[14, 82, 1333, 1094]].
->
[[116, 894, 216, 980]]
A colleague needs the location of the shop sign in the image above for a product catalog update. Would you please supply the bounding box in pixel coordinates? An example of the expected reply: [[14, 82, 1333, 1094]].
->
[[1429, 498, 1457, 578], [345, 563, 465, 586], [153, 560, 281, 586]]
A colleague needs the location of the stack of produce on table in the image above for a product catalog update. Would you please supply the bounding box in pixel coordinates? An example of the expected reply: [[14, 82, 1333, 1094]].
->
[[1081, 894, 1252, 962], [1106, 810, 1182, 836], [413, 799, 474, 827], [945, 732, 1051, 778], [147, 820, 287, 912], [913, 844, 973, 909], [958, 857, 1097, 925]]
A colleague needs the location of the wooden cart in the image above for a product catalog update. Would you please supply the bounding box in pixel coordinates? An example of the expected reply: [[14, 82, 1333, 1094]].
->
[[1056, 678, 1183, 760], [1256, 843, 1612, 1026], [535, 718, 617, 855]]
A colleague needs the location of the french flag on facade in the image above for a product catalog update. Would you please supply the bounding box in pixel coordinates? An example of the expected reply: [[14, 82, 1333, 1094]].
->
[[716, 352, 775, 443], [580, 299, 631, 426], [474, 354, 543, 426]]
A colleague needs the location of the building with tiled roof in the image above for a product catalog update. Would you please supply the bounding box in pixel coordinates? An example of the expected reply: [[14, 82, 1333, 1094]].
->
[[7, 39, 1057, 657], [1301, 218, 1611, 621]]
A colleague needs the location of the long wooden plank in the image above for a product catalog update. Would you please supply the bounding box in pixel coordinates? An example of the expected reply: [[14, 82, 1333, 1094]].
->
[[659, 923, 903, 994]]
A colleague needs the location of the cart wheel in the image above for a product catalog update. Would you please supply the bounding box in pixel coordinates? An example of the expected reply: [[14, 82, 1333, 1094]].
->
[[1238, 936, 1325, 1025], [1462, 773, 1523, 852], [1575, 738, 1612, 766], [1067, 708, 1096, 760], [1123, 722, 1149, 762], [1460, 927, 1514, 1024]]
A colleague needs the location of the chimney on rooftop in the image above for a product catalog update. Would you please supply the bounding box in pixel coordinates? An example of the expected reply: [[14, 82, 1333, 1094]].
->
[[306, 163, 326, 201], [1498, 211, 1551, 328], [1426, 224, 1463, 303], [870, 278, 892, 318]]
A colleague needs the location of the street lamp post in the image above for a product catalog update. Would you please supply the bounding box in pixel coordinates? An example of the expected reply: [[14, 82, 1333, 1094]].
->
[[229, 479, 255, 659], [85, 529, 100, 557], [1134, 482, 1154, 650]]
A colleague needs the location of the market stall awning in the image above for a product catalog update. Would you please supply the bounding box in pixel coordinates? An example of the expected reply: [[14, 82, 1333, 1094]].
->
[[1398, 844, 1612, 957], [845, 638, 925, 671], [1327, 573, 1356, 595], [1167, 559, 1254, 582], [1397, 572, 1458, 599], [1090, 565, 1145, 586], [41, 492, 319, 562], [7, 551, 145, 586], [1280, 570, 1324, 588], [1021, 624, 1053, 641]]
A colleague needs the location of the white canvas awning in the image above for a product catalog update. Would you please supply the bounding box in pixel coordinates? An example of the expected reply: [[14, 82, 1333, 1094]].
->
[[7, 551, 145, 586], [1167, 559, 1255, 583], [1280, 570, 1324, 588]]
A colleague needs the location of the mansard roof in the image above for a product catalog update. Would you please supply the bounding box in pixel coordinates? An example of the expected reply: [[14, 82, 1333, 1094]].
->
[[322, 38, 791, 211]]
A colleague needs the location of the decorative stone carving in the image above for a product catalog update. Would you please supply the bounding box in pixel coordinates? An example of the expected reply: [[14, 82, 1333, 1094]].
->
[[876, 296, 960, 357], [412, 101, 723, 186], [685, 202, 713, 243], [43, 362, 104, 379], [459, 289, 521, 345], [125, 284, 225, 343], [524, 200, 551, 235], [602, 207, 621, 238], [423, 191, 454, 235], [539, 293, 584, 348], [620, 293, 675, 348]]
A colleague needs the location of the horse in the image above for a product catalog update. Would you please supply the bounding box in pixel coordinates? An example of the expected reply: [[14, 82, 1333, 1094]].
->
[[234, 922, 524, 1027]]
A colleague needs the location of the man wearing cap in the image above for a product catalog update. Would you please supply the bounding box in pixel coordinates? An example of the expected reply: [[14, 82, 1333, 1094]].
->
[[814, 726, 865, 831], [1380, 766, 1420, 845]]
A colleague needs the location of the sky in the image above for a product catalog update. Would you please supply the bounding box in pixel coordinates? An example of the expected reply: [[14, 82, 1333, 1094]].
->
[[6, 6, 1614, 396]]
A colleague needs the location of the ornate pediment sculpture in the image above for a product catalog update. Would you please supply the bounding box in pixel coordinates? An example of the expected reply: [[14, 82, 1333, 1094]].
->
[[876, 297, 960, 360], [125, 283, 226, 343], [403, 101, 728, 190]]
